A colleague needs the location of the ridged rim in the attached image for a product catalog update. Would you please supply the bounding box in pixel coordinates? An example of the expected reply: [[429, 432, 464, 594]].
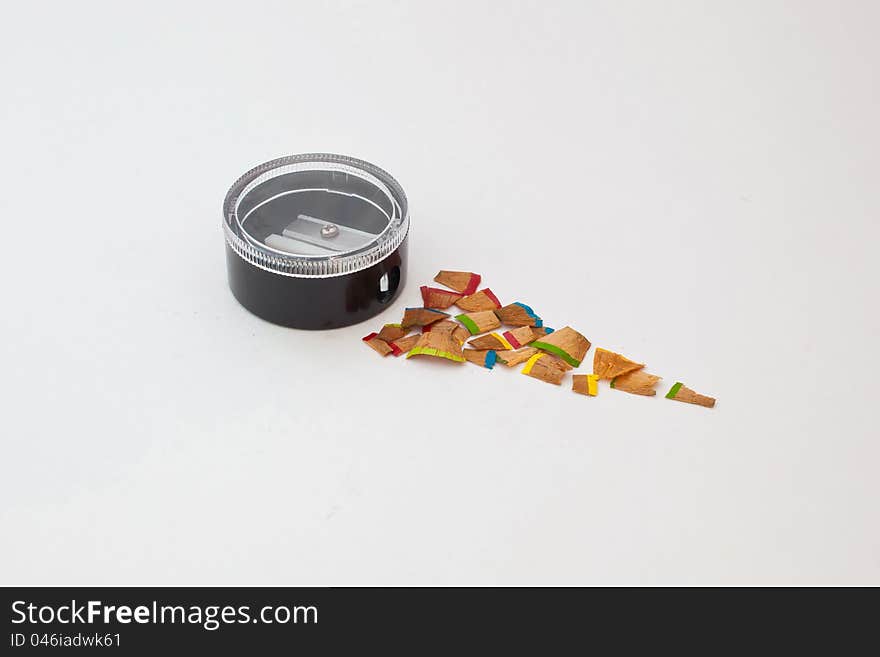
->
[[222, 153, 409, 278]]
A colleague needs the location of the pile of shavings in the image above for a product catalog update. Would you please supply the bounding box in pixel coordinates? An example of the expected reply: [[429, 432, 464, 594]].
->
[[362, 269, 716, 408]]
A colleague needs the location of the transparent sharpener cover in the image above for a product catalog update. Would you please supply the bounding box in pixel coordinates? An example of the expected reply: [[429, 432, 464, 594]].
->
[[223, 154, 409, 278]]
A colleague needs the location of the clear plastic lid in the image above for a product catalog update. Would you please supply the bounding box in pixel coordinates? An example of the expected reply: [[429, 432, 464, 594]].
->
[[223, 154, 409, 277]]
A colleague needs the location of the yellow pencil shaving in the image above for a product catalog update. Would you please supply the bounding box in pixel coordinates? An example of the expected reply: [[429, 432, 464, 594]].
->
[[521, 352, 543, 376]]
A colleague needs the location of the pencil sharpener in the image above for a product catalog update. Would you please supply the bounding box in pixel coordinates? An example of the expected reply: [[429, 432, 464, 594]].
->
[[222, 153, 409, 329]]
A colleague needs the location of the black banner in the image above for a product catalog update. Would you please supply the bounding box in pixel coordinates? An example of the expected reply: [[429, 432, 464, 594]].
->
[[0, 587, 870, 652]]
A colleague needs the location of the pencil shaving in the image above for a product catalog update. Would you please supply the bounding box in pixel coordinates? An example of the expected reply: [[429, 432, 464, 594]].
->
[[532, 326, 591, 368], [592, 348, 644, 380], [611, 370, 661, 396], [455, 310, 501, 335], [456, 288, 502, 312], [572, 374, 599, 396], [401, 307, 449, 328], [420, 286, 463, 309], [495, 347, 538, 367], [495, 302, 542, 327], [463, 349, 498, 369], [434, 270, 481, 295], [666, 382, 716, 408]]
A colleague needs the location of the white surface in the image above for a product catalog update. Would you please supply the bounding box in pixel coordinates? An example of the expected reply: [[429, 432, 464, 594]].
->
[[1, 0, 878, 585]]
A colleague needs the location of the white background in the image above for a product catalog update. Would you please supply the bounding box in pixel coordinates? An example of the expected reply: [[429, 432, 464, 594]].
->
[[2, 1, 878, 585]]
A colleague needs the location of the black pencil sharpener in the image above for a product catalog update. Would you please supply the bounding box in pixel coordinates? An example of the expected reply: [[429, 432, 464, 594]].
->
[[223, 153, 409, 329]]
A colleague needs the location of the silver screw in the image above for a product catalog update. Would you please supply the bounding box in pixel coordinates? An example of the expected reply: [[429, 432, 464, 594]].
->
[[321, 223, 339, 239]]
